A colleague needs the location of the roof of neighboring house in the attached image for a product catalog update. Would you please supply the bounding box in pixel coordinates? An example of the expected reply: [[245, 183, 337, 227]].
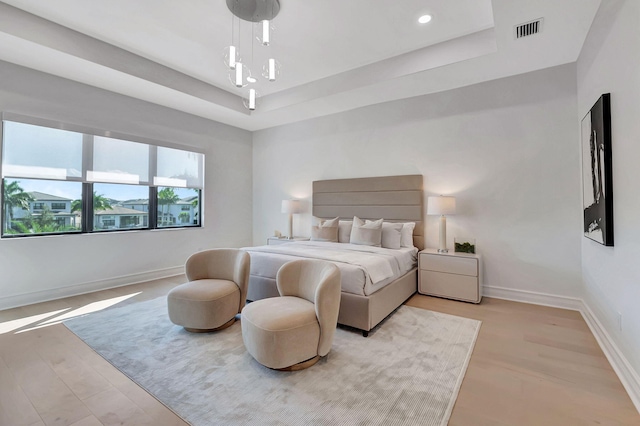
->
[[122, 196, 196, 205], [122, 198, 149, 205], [95, 206, 148, 216], [28, 191, 72, 202]]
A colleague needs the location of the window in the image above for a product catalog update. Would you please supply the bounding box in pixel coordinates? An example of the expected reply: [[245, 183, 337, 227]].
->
[[157, 187, 200, 228], [1, 116, 204, 238], [2, 178, 82, 236], [93, 183, 149, 231]]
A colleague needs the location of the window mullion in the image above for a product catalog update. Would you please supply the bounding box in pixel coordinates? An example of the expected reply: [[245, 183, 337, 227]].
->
[[149, 145, 157, 229], [82, 135, 94, 232]]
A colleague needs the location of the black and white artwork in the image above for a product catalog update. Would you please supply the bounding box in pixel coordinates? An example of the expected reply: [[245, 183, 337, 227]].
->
[[581, 93, 613, 246]]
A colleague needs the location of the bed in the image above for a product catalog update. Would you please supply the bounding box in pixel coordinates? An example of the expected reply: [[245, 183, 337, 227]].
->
[[245, 174, 424, 336]]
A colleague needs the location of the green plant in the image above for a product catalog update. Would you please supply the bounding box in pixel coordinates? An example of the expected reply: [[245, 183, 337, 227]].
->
[[454, 241, 475, 254]]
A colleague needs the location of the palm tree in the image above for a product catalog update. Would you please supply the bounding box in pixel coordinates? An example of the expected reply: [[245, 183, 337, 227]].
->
[[3, 180, 34, 232], [72, 192, 113, 213], [158, 187, 179, 225]]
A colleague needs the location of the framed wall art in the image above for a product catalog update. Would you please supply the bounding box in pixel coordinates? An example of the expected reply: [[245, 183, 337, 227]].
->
[[581, 93, 613, 246]]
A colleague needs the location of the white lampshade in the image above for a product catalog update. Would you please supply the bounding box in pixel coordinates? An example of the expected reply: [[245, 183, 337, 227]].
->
[[427, 196, 456, 216], [281, 199, 302, 214]]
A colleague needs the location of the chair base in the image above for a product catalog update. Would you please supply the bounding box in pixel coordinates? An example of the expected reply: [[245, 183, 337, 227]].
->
[[276, 355, 320, 371], [184, 317, 236, 333]]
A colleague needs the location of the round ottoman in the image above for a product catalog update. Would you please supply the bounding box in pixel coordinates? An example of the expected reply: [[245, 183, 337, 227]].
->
[[167, 278, 240, 332]]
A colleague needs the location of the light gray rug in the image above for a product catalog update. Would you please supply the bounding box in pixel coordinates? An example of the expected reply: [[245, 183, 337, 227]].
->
[[65, 297, 481, 426]]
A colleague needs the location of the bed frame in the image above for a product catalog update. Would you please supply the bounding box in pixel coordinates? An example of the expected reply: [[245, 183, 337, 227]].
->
[[248, 174, 424, 336]]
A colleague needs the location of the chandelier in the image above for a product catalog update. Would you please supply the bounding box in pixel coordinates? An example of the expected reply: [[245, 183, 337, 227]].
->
[[224, 0, 282, 111]]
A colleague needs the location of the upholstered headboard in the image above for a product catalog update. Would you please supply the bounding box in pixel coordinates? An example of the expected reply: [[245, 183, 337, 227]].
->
[[312, 175, 424, 250]]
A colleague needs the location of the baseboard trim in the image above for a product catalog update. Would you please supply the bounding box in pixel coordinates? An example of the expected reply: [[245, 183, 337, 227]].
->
[[0, 266, 184, 311], [484, 285, 640, 414], [580, 301, 640, 413], [483, 285, 584, 311]]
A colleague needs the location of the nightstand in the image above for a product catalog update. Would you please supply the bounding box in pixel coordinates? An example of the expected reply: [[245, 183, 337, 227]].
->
[[267, 237, 310, 245], [418, 248, 482, 303]]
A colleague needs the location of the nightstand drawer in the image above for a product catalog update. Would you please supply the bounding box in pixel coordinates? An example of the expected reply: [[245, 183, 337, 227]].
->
[[419, 270, 479, 303], [420, 253, 477, 277]]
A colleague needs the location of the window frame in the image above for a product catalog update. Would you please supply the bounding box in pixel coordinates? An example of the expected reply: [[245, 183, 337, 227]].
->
[[1, 113, 205, 238]]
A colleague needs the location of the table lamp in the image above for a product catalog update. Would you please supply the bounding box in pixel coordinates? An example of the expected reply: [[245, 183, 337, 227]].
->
[[281, 199, 302, 239], [427, 195, 456, 253]]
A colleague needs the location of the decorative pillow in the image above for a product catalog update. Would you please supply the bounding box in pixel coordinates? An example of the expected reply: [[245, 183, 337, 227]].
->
[[319, 216, 339, 227], [400, 222, 416, 248], [311, 217, 339, 242], [349, 216, 383, 247], [338, 220, 353, 243], [379, 222, 403, 249]]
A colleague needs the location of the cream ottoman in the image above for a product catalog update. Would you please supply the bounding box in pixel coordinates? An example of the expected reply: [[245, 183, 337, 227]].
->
[[168, 279, 240, 332]]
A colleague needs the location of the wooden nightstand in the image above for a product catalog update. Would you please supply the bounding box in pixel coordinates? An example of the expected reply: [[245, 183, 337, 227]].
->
[[266, 237, 310, 245], [418, 248, 482, 303]]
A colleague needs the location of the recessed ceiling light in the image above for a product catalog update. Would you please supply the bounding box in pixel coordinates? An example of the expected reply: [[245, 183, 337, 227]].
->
[[418, 14, 432, 24]]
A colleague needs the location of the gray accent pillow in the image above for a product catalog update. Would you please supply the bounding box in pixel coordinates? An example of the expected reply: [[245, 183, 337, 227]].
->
[[349, 216, 383, 247]]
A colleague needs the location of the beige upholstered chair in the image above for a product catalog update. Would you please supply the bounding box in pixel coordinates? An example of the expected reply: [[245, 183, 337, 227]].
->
[[241, 259, 341, 370], [168, 249, 250, 332]]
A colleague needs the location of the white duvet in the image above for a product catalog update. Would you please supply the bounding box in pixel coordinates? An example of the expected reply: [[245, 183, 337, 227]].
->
[[244, 241, 417, 296]]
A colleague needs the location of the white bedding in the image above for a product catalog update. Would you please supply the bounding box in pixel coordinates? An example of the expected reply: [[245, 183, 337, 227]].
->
[[244, 241, 418, 296]]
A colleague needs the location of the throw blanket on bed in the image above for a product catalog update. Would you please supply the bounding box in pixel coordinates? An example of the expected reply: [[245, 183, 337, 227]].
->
[[246, 241, 401, 283]]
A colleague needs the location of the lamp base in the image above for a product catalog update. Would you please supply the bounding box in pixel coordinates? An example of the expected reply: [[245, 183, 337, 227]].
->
[[437, 248, 449, 253]]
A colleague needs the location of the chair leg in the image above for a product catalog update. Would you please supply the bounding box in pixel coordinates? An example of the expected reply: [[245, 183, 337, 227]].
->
[[184, 317, 236, 333], [277, 355, 320, 371]]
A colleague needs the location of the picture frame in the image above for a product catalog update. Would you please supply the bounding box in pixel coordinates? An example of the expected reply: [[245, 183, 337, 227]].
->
[[581, 93, 613, 246]]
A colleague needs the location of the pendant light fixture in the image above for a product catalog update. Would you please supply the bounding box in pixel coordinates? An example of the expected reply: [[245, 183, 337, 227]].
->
[[257, 19, 274, 46], [224, 0, 282, 111], [262, 58, 281, 82], [243, 88, 258, 110]]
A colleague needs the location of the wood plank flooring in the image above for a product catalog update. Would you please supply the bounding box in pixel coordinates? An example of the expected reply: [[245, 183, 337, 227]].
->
[[406, 295, 640, 425], [0, 278, 638, 425]]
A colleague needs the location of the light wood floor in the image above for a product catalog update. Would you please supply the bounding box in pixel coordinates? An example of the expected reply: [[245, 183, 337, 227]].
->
[[1, 278, 638, 426]]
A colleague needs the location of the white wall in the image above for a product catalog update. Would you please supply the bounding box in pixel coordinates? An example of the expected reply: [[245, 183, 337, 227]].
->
[[253, 64, 583, 298], [0, 61, 253, 309], [577, 0, 640, 377]]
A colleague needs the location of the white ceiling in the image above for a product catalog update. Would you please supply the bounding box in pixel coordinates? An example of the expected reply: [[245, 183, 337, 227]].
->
[[0, 0, 601, 131]]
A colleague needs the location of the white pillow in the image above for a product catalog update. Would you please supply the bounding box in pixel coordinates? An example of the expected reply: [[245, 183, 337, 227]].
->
[[350, 216, 383, 247], [400, 222, 416, 248], [338, 220, 353, 243], [311, 217, 339, 242], [381, 222, 403, 249]]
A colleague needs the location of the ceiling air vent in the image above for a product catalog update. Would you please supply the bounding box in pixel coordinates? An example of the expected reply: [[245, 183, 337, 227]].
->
[[515, 18, 543, 39]]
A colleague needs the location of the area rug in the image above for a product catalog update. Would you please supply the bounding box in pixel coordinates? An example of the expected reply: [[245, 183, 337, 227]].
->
[[65, 297, 481, 426]]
